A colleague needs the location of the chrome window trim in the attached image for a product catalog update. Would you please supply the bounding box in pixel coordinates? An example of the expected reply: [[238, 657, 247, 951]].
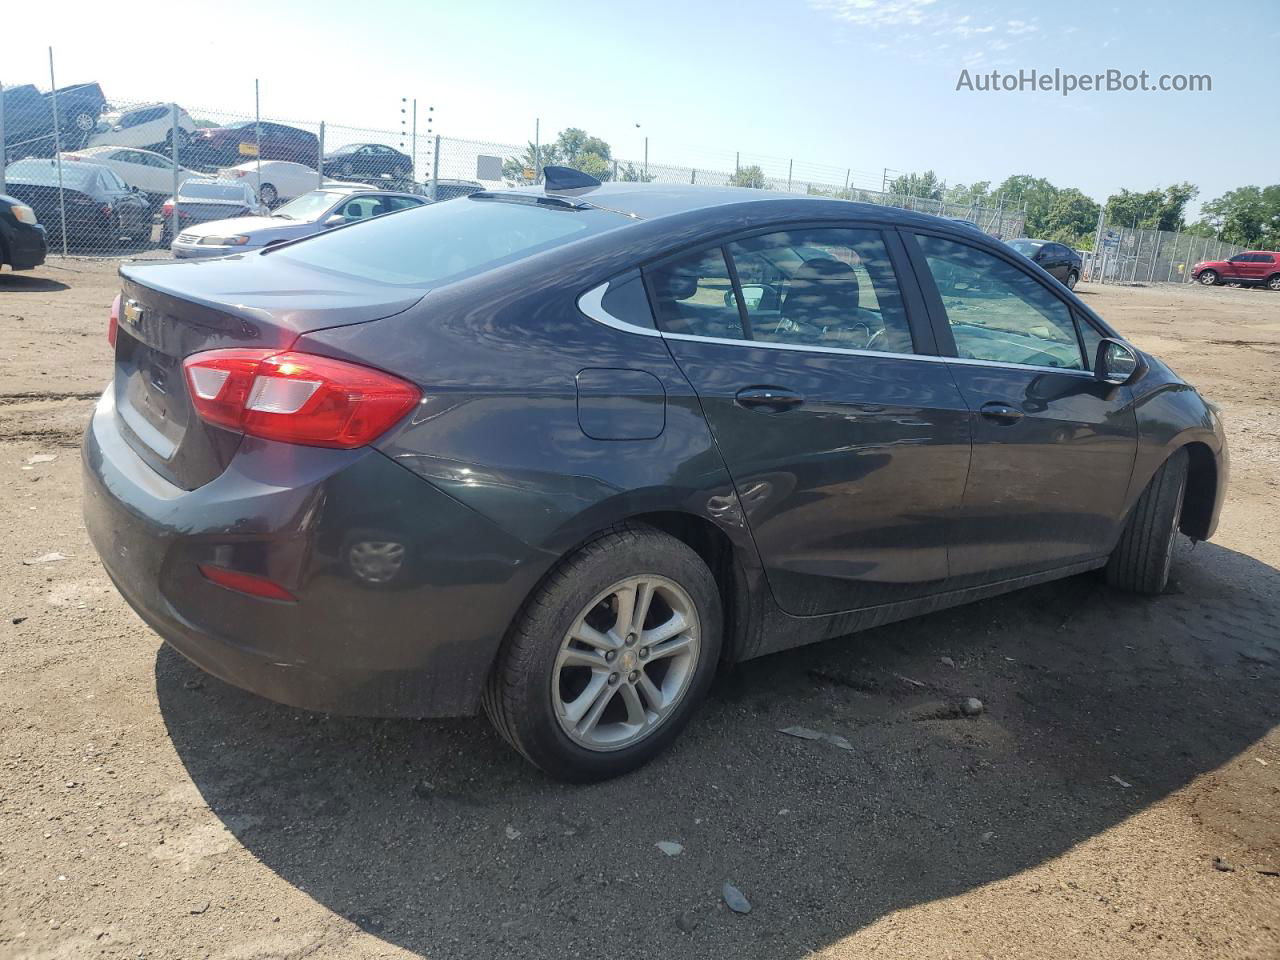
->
[[576, 282, 663, 338], [578, 281, 1095, 378]]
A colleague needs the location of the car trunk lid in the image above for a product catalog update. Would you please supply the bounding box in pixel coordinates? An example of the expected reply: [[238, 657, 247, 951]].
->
[[112, 256, 426, 490]]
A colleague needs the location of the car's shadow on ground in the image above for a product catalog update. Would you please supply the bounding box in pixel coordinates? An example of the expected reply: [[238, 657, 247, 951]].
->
[[156, 540, 1279, 958], [0, 273, 70, 292]]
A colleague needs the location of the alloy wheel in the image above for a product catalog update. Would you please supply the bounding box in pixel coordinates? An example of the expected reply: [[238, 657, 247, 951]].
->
[[552, 575, 700, 751], [1200, 271, 1217, 285], [1269, 276, 1280, 291]]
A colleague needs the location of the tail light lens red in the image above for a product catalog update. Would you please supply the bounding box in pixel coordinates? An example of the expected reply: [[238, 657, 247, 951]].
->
[[198, 563, 296, 602], [182, 348, 419, 448], [162, 201, 174, 217], [108, 293, 120, 347]]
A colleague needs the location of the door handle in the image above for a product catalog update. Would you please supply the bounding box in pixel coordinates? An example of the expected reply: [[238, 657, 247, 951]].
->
[[979, 401, 1023, 424], [735, 387, 804, 412]]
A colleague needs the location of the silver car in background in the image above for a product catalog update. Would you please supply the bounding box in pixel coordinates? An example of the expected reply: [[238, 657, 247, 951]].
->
[[169, 186, 428, 259]]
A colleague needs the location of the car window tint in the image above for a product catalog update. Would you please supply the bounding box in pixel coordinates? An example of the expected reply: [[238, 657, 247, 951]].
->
[[916, 234, 1085, 370], [340, 196, 387, 220], [1076, 313, 1104, 370], [384, 196, 423, 211], [726, 228, 914, 354], [271, 197, 629, 287], [645, 246, 746, 341]]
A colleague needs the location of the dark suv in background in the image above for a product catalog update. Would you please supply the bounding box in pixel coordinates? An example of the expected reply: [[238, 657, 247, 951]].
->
[[1007, 238, 1082, 289], [0, 194, 48, 270]]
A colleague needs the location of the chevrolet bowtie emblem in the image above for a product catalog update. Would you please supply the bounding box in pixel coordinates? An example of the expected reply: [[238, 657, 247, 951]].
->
[[122, 299, 144, 326]]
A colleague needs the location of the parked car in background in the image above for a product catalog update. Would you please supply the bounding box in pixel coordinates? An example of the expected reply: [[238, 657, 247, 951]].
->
[[84, 177, 1228, 781], [427, 178, 485, 201], [3, 157, 150, 249], [160, 178, 266, 243], [62, 147, 200, 204], [0, 193, 48, 270], [2, 82, 107, 161], [322, 143, 412, 181], [1007, 237, 1082, 289], [216, 160, 358, 206], [188, 121, 319, 169], [1192, 251, 1280, 290], [87, 103, 196, 154], [170, 186, 426, 258]]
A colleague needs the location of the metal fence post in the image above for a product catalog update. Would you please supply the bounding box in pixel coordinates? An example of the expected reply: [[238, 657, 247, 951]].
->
[[48, 47, 68, 256], [1166, 229, 1180, 283], [533, 118, 540, 184], [317, 122, 325, 190], [691, 169, 697, 185], [170, 104, 180, 245], [787, 159, 793, 192], [430, 134, 440, 201], [254, 79, 262, 198]]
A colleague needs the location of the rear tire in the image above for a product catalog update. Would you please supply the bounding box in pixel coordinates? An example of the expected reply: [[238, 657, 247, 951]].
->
[[1066, 269, 1079, 290], [483, 524, 722, 782], [1199, 269, 1219, 285], [1105, 448, 1188, 595], [1267, 274, 1280, 292], [259, 183, 278, 207]]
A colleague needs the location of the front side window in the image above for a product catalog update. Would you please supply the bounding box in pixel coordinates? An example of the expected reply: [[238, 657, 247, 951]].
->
[[726, 228, 913, 353], [916, 234, 1085, 370], [645, 246, 746, 340]]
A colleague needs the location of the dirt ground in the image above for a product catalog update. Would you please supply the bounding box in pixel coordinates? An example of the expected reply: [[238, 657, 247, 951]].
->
[[0, 260, 1277, 960]]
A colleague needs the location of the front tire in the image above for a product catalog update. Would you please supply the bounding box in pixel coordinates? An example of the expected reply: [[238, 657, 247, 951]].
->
[[1199, 269, 1219, 285], [483, 525, 722, 782], [1106, 449, 1188, 595], [1267, 274, 1280, 292]]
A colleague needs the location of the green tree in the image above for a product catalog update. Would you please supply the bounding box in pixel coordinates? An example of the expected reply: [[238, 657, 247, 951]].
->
[[1042, 187, 1101, 246], [729, 164, 767, 189], [617, 162, 654, 183], [1103, 183, 1197, 231], [501, 127, 614, 184], [889, 170, 945, 200], [945, 180, 991, 206], [993, 175, 1060, 236], [1197, 184, 1280, 248]]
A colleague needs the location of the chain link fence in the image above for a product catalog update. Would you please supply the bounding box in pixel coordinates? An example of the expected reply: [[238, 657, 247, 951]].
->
[[4, 79, 1022, 260], [1082, 221, 1247, 286]]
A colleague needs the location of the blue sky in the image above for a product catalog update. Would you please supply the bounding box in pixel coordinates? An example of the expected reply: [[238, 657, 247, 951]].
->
[[5, 0, 1275, 215]]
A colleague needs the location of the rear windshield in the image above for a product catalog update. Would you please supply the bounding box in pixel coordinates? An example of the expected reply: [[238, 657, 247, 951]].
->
[[180, 181, 245, 201], [3, 159, 97, 189], [270, 195, 631, 287], [1007, 239, 1043, 256]]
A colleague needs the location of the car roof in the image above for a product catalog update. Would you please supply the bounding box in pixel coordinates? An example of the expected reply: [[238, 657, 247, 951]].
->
[[480, 181, 980, 231]]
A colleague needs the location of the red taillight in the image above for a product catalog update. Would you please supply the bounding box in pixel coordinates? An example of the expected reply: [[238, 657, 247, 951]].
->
[[198, 564, 297, 602], [108, 293, 120, 347], [182, 348, 420, 448], [101, 205, 112, 217], [162, 201, 174, 217]]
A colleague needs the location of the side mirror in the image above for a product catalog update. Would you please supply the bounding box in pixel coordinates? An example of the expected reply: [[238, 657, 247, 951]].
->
[[1095, 338, 1145, 386], [324, 214, 346, 227]]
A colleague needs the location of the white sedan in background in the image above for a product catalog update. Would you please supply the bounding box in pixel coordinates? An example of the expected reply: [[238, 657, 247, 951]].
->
[[61, 146, 200, 202], [216, 159, 365, 207]]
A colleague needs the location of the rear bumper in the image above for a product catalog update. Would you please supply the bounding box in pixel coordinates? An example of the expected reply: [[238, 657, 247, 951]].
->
[[83, 389, 551, 716], [3, 223, 47, 269]]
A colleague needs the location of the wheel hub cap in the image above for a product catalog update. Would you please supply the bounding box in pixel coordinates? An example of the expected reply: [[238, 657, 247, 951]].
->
[[552, 575, 700, 752]]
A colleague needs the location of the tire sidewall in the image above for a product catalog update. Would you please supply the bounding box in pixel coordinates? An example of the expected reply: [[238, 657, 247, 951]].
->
[[503, 532, 722, 781]]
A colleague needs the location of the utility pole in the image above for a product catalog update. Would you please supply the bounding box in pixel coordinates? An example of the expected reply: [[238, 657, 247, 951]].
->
[[49, 47, 67, 256]]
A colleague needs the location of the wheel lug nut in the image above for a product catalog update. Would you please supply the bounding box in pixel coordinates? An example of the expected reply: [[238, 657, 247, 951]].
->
[[625, 633, 636, 646], [608, 673, 619, 685], [605, 651, 616, 662], [638, 647, 649, 659], [628, 671, 638, 683]]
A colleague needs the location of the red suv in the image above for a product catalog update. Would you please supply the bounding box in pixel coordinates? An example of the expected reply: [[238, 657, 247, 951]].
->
[[1191, 250, 1280, 290]]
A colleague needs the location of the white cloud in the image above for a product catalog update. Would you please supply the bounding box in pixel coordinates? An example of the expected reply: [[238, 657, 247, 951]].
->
[[1005, 19, 1039, 34], [811, 1, 1042, 65]]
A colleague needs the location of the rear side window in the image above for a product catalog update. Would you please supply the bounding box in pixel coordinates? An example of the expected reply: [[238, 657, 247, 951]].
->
[[271, 196, 630, 287], [727, 228, 914, 353], [916, 234, 1085, 370], [645, 246, 747, 341]]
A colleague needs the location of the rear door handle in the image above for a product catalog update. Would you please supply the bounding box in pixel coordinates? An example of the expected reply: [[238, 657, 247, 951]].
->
[[979, 401, 1023, 424], [735, 387, 804, 412]]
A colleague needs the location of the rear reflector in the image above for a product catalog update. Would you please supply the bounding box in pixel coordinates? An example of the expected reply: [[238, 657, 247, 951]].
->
[[198, 563, 297, 602], [108, 293, 120, 348], [182, 349, 420, 448]]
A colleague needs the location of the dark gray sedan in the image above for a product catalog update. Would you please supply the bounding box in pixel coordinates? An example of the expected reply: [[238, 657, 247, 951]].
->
[[85, 170, 1227, 782], [169, 186, 428, 258]]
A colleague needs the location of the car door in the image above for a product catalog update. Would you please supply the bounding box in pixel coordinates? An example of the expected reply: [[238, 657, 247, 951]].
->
[[1221, 253, 1250, 281], [906, 230, 1138, 582], [643, 225, 971, 615]]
